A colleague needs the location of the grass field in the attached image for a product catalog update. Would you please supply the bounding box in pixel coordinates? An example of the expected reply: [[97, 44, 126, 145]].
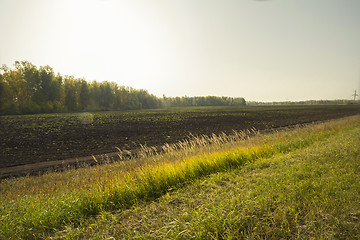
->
[[0, 105, 359, 177], [0, 114, 359, 239]]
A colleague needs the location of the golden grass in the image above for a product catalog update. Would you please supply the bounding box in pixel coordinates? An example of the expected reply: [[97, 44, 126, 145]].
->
[[1, 116, 358, 201], [0, 115, 359, 239]]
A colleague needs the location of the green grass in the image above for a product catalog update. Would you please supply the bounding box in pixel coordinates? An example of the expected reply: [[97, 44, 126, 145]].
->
[[0, 115, 359, 239], [54, 118, 360, 239]]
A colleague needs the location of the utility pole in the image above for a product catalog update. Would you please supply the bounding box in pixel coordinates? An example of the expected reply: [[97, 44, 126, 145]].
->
[[353, 90, 358, 104]]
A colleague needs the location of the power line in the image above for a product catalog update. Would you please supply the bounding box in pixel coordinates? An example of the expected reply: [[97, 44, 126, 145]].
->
[[353, 90, 358, 104]]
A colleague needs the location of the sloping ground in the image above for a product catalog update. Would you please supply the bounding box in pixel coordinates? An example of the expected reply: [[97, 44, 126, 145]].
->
[[54, 119, 360, 239], [0, 116, 359, 239]]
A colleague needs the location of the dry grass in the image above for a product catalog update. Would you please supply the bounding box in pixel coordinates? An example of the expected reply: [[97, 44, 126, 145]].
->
[[71, 120, 360, 239], [0, 115, 359, 239]]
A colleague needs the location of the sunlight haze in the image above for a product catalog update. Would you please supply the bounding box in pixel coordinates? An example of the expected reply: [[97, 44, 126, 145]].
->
[[1, 0, 360, 101]]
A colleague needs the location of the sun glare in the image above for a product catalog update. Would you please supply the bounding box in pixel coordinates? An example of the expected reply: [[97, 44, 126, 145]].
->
[[53, 0, 180, 90]]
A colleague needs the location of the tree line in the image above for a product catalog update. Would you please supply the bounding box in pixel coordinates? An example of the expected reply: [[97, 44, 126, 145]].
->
[[246, 100, 357, 106], [0, 61, 246, 115]]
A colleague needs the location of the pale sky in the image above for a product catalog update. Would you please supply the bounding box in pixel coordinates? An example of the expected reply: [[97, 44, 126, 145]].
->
[[1, 0, 360, 101]]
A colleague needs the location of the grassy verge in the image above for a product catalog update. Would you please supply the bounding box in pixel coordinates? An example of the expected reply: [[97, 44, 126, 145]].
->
[[0, 116, 359, 239], [54, 118, 360, 239]]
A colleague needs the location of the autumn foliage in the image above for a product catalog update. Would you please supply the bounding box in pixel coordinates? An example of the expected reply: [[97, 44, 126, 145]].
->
[[0, 61, 246, 115]]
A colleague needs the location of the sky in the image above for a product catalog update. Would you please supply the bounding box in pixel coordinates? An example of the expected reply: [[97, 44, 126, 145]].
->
[[1, 0, 360, 102]]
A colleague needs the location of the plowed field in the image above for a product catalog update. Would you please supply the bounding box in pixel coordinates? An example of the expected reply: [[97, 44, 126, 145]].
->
[[0, 105, 359, 177]]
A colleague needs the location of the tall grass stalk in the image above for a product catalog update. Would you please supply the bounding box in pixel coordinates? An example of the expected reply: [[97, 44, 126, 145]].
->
[[0, 115, 359, 239]]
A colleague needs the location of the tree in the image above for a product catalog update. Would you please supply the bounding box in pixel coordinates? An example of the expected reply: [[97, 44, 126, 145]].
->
[[79, 79, 90, 110], [64, 76, 78, 111], [0, 70, 11, 112], [99, 81, 114, 109], [3, 62, 31, 111]]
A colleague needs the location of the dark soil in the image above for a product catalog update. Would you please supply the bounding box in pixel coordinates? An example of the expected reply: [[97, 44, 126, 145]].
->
[[1, 105, 359, 178]]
